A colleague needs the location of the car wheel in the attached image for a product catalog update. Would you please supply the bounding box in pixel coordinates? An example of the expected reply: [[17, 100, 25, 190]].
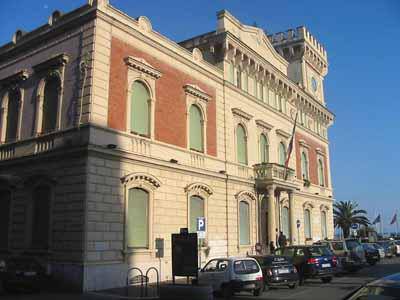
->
[[253, 288, 262, 297], [288, 283, 297, 289], [321, 277, 332, 283]]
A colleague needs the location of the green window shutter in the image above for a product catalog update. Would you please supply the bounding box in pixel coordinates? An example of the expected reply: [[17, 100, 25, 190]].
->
[[128, 188, 149, 248], [279, 143, 286, 165], [239, 201, 250, 245], [282, 207, 290, 239], [42, 77, 59, 133], [0, 190, 11, 249], [236, 125, 247, 165], [189, 105, 204, 152], [318, 159, 324, 186], [5, 90, 19, 142], [301, 152, 309, 179], [260, 134, 269, 163], [131, 81, 150, 136], [304, 209, 311, 239], [189, 196, 204, 233], [32, 186, 51, 249], [321, 211, 327, 239]]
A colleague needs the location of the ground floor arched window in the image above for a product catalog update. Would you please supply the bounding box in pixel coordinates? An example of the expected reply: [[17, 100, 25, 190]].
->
[[127, 188, 149, 248]]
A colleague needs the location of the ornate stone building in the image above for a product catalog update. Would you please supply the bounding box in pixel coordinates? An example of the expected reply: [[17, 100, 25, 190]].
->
[[0, 0, 334, 291]]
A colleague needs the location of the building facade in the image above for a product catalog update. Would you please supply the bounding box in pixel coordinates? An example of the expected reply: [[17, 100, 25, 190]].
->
[[0, 0, 334, 292]]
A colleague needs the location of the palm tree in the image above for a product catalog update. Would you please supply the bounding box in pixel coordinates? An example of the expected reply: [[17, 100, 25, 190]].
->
[[333, 201, 370, 238]]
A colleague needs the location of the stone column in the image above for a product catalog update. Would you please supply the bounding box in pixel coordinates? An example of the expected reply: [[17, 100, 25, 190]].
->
[[267, 185, 276, 248], [288, 191, 296, 245]]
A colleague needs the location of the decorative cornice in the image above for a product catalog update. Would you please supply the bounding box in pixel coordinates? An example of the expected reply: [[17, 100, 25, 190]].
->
[[124, 56, 162, 79], [231, 108, 253, 121], [184, 84, 210, 102], [121, 172, 161, 188], [255, 119, 273, 131], [235, 190, 257, 201], [303, 201, 314, 210], [276, 129, 291, 139], [0, 69, 29, 88], [299, 139, 310, 149], [185, 182, 213, 196], [320, 204, 330, 212], [33, 53, 69, 73], [316, 147, 326, 156]]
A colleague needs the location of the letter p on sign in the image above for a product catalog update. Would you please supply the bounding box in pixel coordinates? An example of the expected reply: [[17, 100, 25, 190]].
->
[[197, 217, 206, 232]]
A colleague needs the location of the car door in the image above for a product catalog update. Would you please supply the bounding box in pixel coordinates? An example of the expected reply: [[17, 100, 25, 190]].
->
[[199, 259, 219, 288]]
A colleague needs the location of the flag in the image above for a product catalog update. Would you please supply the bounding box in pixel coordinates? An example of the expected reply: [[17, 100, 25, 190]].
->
[[390, 213, 397, 225], [284, 112, 298, 180], [372, 214, 381, 225]]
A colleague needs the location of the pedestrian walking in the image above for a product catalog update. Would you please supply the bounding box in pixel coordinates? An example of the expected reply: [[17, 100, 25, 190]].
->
[[278, 231, 287, 248], [269, 241, 275, 254]]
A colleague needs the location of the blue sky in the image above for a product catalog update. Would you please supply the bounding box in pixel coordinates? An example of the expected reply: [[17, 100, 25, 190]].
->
[[1, 1, 399, 231]]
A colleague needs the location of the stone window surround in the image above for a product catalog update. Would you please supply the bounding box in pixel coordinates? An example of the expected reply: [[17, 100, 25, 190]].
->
[[25, 177, 55, 252], [235, 191, 256, 248], [124, 56, 162, 140], [0, 70, 29, 143], [300, 148, 310, 181], [184, 182, 213, 241], [184, 84, 210, 154], [33, 53, 69, 136], [121, 172, 161, 255], [317, 154, 326, 187], [303, 201, 314, 240]]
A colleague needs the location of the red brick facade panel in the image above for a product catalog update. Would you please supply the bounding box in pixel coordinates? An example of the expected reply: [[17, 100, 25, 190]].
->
[[108, 37, 217, 156], [295, 132, 329, 187]]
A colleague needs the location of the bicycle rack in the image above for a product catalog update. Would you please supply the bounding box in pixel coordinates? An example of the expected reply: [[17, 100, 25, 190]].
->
[[126, 266, 160, 299]]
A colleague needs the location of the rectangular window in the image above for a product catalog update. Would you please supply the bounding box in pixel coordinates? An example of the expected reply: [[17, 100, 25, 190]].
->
[[0, 190, 11, 249], [189, 196, 204, 233], [239, 201, 250, 245], [128, 188, 149, 248], [304, 210, 312, 239]]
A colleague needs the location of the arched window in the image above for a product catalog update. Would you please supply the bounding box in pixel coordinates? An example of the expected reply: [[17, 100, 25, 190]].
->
[[321, 211, 327, 239], [127, 188, 149, 248], [239, 201, 250, 245], [236, 124, 247, 165], [5, 89, 20, 142], [301, 152, 309, 180], [42, 76, 60, 133], [131, 81, 150, 136], [0, 190, 11, 249], [282, 206, 290, 239], [260, 134, 269, 163], [304, 209, 312, 240], [318, 159, 325, 186], [189, 105, 204, 152], [278, 142, 286, 165], [32, 185, 51, 249], [189, 195, 205, 233]]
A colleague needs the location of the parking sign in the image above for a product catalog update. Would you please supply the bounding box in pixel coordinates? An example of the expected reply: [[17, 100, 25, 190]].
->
[[197, 217, 206, 232]]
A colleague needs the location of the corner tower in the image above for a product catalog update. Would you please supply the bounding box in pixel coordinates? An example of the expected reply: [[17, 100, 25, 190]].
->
[[269, 27, 328, 104]]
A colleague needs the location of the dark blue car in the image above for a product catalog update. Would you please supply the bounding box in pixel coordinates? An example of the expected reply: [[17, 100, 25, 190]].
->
[[275, 245, 338, 285]]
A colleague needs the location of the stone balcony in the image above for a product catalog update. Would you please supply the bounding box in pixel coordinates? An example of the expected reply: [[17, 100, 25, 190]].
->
[[253, 163, 298, 192]]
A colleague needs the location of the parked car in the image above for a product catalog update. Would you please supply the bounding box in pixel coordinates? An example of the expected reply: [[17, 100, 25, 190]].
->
[[342, 272, 400, 300], [0, 255, 47, 293], [198, 257, 264, 298], [314, 240, 364, 273], [361, 243, 380, 266], [249, 255, 298, 290], [371, 243, 386, 259], [274, 245, 337, 285], [344, 239, 367, 270], [377, 241, 396, 258], [395, 241, 400, 256]]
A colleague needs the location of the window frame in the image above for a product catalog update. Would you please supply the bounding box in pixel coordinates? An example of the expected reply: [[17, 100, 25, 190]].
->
[[188, 104, 205, 153], [0, 88, 23, 143], [238, 200, 251, 246], [304, 208, 312, 240], [301, 151, 310, 180], [321, 210, 327, 240], [278, 142, 287, 166], [259, 133, 269, 163], [127, 187, 150, 249], [236, 123, 248, 165], [317, 158, 325, 187]]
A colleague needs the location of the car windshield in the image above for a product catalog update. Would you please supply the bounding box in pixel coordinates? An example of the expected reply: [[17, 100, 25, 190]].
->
[[309, 246, 332, 257], [346, 240, 361, 250], [378, 242, 390, 248], [331, 242, 345, 251], [348, 285, 400, 300], [362, 244, 375, 251], [233, 260, 260, 274], [275, 248, 295, 257]]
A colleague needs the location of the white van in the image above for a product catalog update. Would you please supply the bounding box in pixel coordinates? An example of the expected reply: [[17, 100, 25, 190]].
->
[[198, 257, 263, 298]]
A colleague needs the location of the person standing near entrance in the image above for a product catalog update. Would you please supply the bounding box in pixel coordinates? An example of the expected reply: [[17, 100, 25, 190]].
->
[[278, 231, 287, 248]]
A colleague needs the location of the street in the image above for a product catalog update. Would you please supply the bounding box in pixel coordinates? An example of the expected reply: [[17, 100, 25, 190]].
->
[[2, 257, 400, 300], [223, 256, 400, 300]]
